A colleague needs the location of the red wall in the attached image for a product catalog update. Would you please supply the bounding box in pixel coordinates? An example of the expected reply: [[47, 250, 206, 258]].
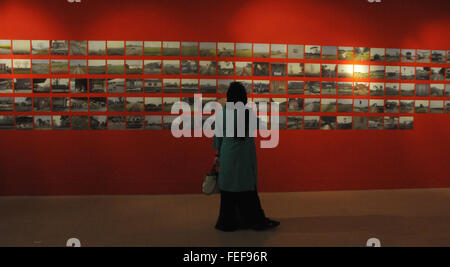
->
[[0, 0, 449, 195]]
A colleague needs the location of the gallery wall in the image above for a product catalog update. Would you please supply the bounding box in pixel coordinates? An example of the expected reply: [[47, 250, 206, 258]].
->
[[0, 0, 449, 195]]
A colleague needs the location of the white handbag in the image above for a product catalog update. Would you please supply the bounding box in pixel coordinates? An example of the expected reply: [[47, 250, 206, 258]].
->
[[202, 164, 220, 195]]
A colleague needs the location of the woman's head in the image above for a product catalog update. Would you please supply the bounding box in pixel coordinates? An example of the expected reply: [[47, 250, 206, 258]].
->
[[227, 82, 247, 105]]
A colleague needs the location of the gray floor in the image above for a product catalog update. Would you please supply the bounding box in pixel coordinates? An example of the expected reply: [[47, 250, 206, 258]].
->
[[0, 188, 449, 247]]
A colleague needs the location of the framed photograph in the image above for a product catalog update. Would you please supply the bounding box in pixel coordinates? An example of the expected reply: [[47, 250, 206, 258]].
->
[[304, 116, 320, 130], [32, 59, 49, 74], [107, 78, 125, 93], [126, 60, 143, 75], [431, 67, 445, 81], [52, 97, 70, 112], [416, 67, 430, 80], [385, 83, 400, 96], [337, 99, 352, 113], [370, 99, 384, 113], [335, 116, 351, 130], [338, 82, 353, 95], [50, 40, 69, 55], [430, 84, 444, 97], [217, 42, 234, 57], [304, 98, 320, 112], [354, 65, 369, 79], [89, 79, 106, 93], [107, 60, 125, 75], [236, 43, 252, 57], [385, 100, 399, 113], [181, 79, 198, 93], [386, 48, 400, 62], [321, 64, 336, 78], [13, 59, 31, 74], [287, 63, 304, 77], [271, 44, 287, 58], [338, 47, 353, 61], [370, 48, 385, 61], [199, 79, 217, 94], [12, 40, 30, 55], [145, 116, 162, 130], [400, 100, 414, 113], [401, 66, 415, 80], [369, 65, 384, 79], [51, 59, 69, 74], [305, 63, 320, 77], [416, 49, 430, 63], [271, 81, 286, 95], [126, 79, 143, 93], [370, 82, 384, 96], [321, 116, 336, 130], [70, 40, 87, 55], [127, 116, 144, 129], [88, 60, 106, 75], [0, 59, 12, 74], [368, 117, 383, 130], [399, 117, 413, 130], [385, 66, 400, 80], [321, 46, 337, 60], [14, 79, 32, 93], [163, 97, 179, 112], [34, 116, 52, 130], [199, 42, 216, 57], [33, 79, 51, 93], [304, 81, 320, 95], [144, 60, 162, 75], [108, 97, 125, 112], [355, 47, 369, 61], [107, 41, 125, 56], [126, 41, 143, 56], [90, 116, 107, 130], [218, 79, 233, 94], [287, 116, 303, 130], [415, 100, 429, 113], [431, 50, 445, 63], [144, 41, 162, 56], [321, 81, 337, 95], [70, 60, 87, 75], [163, 79, 180, 93], [0, 97, 13, 112], [108, 116, 125, 130], [288, 45, 304, 59], [179, 42, 198, 57], [71, 97, 88, 112], [16, 116, 34, 130], [445, 101, 450, 113], [321, 98, 336, 112], [199, 61, 216, 75], [218, 61, 234, 76], [253, 44, 269, 58], [384, 116, 399, 130], [181, 60, 198, 75], [252, 62, 268, 76], [0, 40, 11, 55], [353, 116, 368, 130], [51, 79, 69, 94], [446, 84, 450, 97], [32, 40, 49, 55], [401, 49, 415, 62], [354, 99, 369, 112], [287, 98, 303, 112], [416, 84, 429, 97], [33, 97, 51, 112], [145, 97, 163, 112], [401, 83, 415, 96], [305, 45, 321, 59], [287, 81, 303, 95], [163, 60, 180, 75], [126, 97, 144, 112], [338, 64, 353, 78], [89, 41, 106, 55], [89, 97, 107, 112], [144, 79, 162, 93], [70, 79, 88, 93], [271, 63, 286, 77]]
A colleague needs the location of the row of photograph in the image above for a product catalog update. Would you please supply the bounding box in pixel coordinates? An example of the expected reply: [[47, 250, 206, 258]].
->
[[0, 114, 414, 130], [1, 59, 449, 80], [1, 78, 450, 97], [1, 97, 449, 114], [0, 40, 448, 63]]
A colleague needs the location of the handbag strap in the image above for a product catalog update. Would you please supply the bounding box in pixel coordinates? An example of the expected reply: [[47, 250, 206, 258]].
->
[[209, 162, 218, 175]]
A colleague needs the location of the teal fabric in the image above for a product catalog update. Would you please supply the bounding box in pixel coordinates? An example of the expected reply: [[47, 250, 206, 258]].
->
[[213, 109, 258, 192]]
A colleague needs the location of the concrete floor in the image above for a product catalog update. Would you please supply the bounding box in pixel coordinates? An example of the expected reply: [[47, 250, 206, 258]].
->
[[0, 188, 449, 247]]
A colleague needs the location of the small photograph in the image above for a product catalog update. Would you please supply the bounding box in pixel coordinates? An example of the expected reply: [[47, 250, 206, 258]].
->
[[431, 50, 446, 63], [236, 43, 252, 57], [368, 117, 383, 130], [181, 60, 198, 75], [321, 64, 337, 78], [354, 47, 370, 61], [200, 79, 217, 94], [127, 116, 144, 129], [338, 47, 354, 61], [33, 79, 51, 93], [0, 97, 13, 112], [108, 97, 125, 112], [144, 79, 162, 93], [89, 79, 106, 93], [321, 82, 337, 95], [370, 99, 385, 113], [338, 82, 353, 95], [416, 67, 430, 80], [416, 49, 430, 63], [107, 60, 125, 75], [88, 41, 106, 55], [338, 64, 353, 78], [199, 61, 217, 75], [163, 79, 180, 93], [50, 40, 68, 55], [287, 116, 303, 130], [320, 116, 336, 130], [0, 40, 11, 55], [52, 78, 69, 93], [108, 116, 125, 130], [304, 81, 320, 95], [88, 60, 106, 74], [322, 46, 337, 60], [287, 81, 303, 95], [0, 59, 12, 74], [126, 79, 143, 93], [384, 116, 399, 130], [287, 63, 304, 77], [337, 116, 352, 129], [321, 98, 336, 112], [401, 66, 415, 80], [163, 97, 179, 112], [354, 82, 369, 96], [126, 41, 143, 56], [305, 45, 321, 59], [287, 98, 303, 112], [126, 97, 144, 112], [370, 65, 385, 79], [144, 41, 162, 56], [370, 48, 384, 61], [144, 60, 162, 75], [370, 83, 384, 96], [12, 40, 30, 55], [354, 65, 369, 79], [34, 116, 52, 130], [252, 62, 268, 76], [70, 60, 87, 74], [385, 66, 400, 80], [32, 59, 49, 74], [415, 100, 429, 113], [236, 80, 252, 94], [181, 79, 198, 93], [304, 116, 320, 130], [430, 84, 444, 97], [52, 97, 70, 112], [126, 60, 143, 75], [270, 80, 286, 95], [401, 49, 415, 62], [107, 41, 125, 56], [33, 97, 50, 112], [217, 42, 234, 57], [253, 44, 269, 58], [271, 63, 286, 77], [271, 44, 287, 58], [288, 45, 304, 59], [399, 117, 414, 130], [354, 99, 369, 112], [218, 61, 234, 76], [163, 60, 180, 75], [304, 63, 320, 77], [14, 79, 32, 93], [304, 98, 320, 112], [386, 48, 400, 62], [71, 97, 88, 112], [445, 101, 450, 113], [89, 97, 107, 112], [430, 100, 443, 113], [199, 42, 216, 57], [401, 83, 415, 96], [431, 67, 445, 81], [145, 97, 162, 112], [218, 79, 233, 94], [163, 116, 178, 130], [180, 42, 198, 57], [14, 97, 32, 112], [32, 40, 49, 55], [385, 83, 400, 96], [72, 116, 89, 130], [90, 116, 107, 130], [385, 100, 399, 113], [70, 79, 88, 93], [271, 98, 287, 112], [13, 59, 31, 74], [416, 83, 429, 97], [51, 59, 69, 74], [107, 78, 125, 93], [70, 40, 87, 55], [0, 115, 14, 130], [253, 80, 270, 94], [353, 116, 368, 130], [145, 116, 162, 130], [400, 100, 415, 113], [16, 116, 34, 130], [446, 84, 450, 97]]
